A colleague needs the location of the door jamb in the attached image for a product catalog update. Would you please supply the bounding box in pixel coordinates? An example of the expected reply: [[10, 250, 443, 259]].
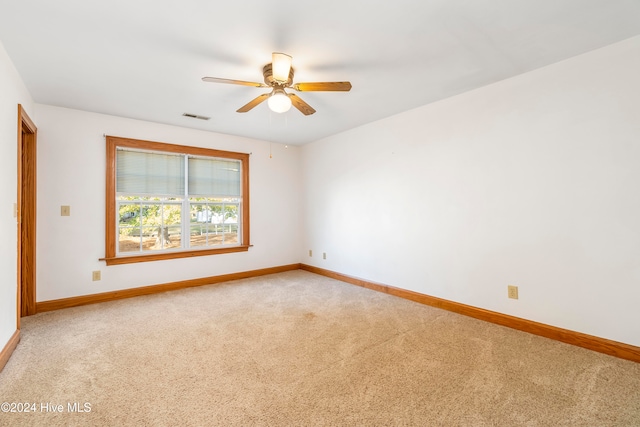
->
[[17, 104, 37, 327]]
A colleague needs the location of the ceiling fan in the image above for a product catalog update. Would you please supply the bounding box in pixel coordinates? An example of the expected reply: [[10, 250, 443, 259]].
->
[[202, 52, 352, 116]]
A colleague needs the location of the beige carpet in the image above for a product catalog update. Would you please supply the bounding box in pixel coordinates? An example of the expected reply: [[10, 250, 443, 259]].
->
[[1, 270, 639, 426]]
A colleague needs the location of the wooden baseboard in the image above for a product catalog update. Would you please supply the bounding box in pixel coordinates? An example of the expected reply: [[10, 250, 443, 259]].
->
[[36, 264, 301, 313], [0, 330, 21, 373], [300, 264, 640, 364]]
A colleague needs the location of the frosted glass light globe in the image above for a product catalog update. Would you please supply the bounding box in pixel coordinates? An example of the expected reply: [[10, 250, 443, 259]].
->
[[268, 90, 292, 113]]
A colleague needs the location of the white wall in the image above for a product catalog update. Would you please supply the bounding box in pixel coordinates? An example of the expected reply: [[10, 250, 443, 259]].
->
[[34, 104, 301, 301], [0, 42, 34, 348], [301, 36, 640, 347]]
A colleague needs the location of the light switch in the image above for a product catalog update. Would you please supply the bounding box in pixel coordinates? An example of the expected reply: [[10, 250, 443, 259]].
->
[[61, 205, 70, 216]]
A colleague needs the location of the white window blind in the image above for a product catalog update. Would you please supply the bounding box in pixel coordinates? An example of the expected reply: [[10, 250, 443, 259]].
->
[[188, 157, 241, 197], [116, 150, 185, 196]]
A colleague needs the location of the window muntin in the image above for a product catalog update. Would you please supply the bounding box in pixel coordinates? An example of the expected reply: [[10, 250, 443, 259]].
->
[[104, 136, 250, 265]]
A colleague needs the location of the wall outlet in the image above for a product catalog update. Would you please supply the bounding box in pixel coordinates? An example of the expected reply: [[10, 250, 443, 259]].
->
[[309, 250, 312, 257], [61, 205, 71, 216], [508, 285, 518, 299], [92, 271, 101, 281], [323, 252, 327, 260]]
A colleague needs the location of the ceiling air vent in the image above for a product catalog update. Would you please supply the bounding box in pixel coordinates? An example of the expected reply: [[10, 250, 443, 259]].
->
[[182, 113, 210, 120]]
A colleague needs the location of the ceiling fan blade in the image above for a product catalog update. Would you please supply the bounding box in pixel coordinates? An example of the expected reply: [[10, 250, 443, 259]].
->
[[292, 82, 352, 92], [289, 94, 316, 116], [237, 93, 269, 113], [202, 77, 267, 88]]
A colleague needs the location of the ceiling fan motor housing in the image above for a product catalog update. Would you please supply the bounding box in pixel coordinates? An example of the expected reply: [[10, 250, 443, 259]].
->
[[263, 63, 294, 87]]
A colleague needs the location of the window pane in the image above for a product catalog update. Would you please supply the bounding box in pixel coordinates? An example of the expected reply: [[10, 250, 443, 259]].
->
[[143, 204, 162, 228], [224, 204, 239, 224], [141, 227, 159, 252], [188, 157, 241, 197], [191, 204, 210, 223], [190, 204, 208, 247], [190, 225, 207, 247], [162, 225, 181, 249], [118, 202, 140, 253], [221, 204, 239, 245], [117, 150, 185, 196], [162, 203, 181, 250], [119, 226, 141, 253], [163, 203, 182, 227], [223, 223, 239, 245], [210, 203, 224, 224], [119, 203, 140, 224]]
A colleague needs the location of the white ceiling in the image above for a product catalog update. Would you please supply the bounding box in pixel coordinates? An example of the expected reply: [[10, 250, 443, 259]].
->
[[1, 1, 639, 145]]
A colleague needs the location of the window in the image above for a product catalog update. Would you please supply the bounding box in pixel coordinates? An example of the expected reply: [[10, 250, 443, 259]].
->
[[103, 136, 250, 265]]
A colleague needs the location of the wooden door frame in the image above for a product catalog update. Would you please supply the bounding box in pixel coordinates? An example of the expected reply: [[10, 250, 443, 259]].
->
[[17, 104, 37, 327]]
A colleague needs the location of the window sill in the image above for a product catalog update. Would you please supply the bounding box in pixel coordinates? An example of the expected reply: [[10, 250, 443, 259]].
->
[[100, 245, 250, 266]]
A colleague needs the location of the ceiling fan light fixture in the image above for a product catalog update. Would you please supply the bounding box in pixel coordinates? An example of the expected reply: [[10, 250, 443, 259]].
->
[[267, 88, 292, 113], [272, 52, 292, 82], [202, 51, 351, 116]]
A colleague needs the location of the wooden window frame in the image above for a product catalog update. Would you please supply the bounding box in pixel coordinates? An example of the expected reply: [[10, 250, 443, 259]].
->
[[102, 136, 250, 266]]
